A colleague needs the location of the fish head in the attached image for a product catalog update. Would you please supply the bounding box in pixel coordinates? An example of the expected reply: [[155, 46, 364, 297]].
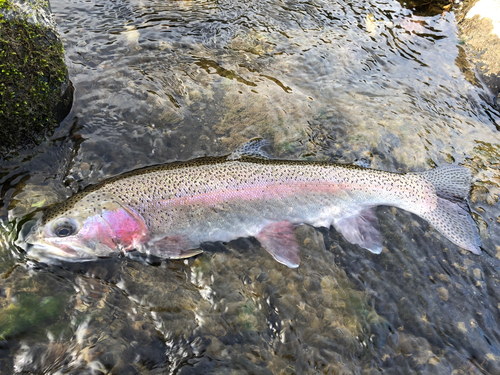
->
[[25, 191, 149, 262]]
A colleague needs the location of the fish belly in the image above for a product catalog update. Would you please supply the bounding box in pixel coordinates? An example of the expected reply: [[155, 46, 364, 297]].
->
[[162, 191, 355, 244]]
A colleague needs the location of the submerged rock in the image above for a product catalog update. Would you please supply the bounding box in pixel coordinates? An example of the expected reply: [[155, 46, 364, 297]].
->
[[396, 0, 453, 16], [456, 0, 500, 100], [0, 0, 72, 154]]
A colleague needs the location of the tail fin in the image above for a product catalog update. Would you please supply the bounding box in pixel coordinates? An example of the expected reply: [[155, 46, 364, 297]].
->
[[418, 166, 481, 254]]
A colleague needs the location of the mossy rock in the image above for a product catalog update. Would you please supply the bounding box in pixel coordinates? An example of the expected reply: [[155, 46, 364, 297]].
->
[[0, 291, 68, 340], [0, 13, 72, 153]]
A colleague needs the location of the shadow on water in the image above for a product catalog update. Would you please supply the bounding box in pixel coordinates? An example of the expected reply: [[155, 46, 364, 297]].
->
[[1, 0, 500, 373]]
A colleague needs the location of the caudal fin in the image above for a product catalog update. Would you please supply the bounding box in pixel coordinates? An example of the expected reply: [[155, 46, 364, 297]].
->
[[419, 166, 481, 254]]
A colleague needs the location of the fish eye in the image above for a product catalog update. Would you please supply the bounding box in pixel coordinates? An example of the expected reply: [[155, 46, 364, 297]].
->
[[52, 219, 78, 237]]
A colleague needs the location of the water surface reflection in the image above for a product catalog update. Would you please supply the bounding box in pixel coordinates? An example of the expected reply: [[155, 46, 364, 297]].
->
[[1, 0, 500, 373]]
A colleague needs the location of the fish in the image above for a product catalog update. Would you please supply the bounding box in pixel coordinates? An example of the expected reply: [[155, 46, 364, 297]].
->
[[25, 139, 481, 268]]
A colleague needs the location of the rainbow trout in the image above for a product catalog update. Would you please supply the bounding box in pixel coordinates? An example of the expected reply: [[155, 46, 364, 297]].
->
[[26, 140, 481, 267]]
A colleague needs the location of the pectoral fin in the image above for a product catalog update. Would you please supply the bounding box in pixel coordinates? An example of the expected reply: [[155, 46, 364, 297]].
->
[[255, 221, 300, 268], [333, 208, 383, 254], [142, 236, 203, 259]]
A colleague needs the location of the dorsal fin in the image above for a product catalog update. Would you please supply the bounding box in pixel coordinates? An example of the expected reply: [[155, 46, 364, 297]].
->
[[228, 138, 272, 160]]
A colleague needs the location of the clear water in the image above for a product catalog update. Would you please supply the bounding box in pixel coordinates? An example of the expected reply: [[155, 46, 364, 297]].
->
[[1, 0, 500, 373]]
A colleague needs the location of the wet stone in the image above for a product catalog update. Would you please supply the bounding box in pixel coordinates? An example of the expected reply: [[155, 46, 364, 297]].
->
[[436, 287, 449, 301], [1, 0, 500, 371]]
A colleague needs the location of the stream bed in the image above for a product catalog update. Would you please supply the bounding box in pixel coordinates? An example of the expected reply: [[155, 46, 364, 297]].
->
[[1, 0, 500, 373]]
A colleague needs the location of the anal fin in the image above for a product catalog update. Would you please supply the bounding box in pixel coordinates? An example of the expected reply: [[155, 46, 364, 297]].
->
[[255, 221, 300, 268], [333, 207, 383, 254]]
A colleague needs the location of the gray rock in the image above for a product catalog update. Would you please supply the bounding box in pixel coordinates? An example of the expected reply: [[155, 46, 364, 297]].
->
[[0, 0, 57, 29]]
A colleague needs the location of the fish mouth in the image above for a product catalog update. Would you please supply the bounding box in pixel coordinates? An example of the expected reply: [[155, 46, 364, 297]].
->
[[25, 238, 98, 262], [25, 228, 79, 259]]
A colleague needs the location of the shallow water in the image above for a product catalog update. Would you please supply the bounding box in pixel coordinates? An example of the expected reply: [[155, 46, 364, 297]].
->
[[1, 0, 500, 373]]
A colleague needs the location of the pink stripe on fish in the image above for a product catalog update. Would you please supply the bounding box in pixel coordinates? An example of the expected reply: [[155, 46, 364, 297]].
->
[[156, 181, 341, 208]]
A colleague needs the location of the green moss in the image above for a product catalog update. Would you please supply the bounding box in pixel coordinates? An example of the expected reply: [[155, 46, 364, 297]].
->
[[237, 303, 259, 332], [0, 291, 68, 339], [0, 0, 12, 10], [0, 18, 69, 152]]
